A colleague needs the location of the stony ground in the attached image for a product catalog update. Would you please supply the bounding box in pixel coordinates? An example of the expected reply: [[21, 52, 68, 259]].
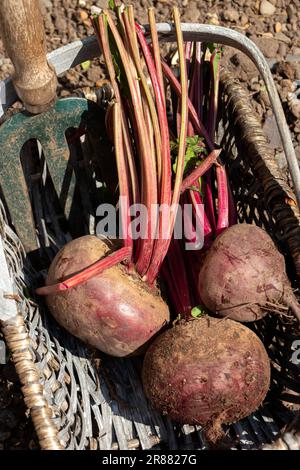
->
[[0, 0, 300, 450]]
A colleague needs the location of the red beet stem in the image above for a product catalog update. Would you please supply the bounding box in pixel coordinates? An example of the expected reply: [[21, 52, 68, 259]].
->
[[165, 239, 192, 317], [148, 8, 166, 109], [203, 172, 217, 234], [190, 42, 202, 120], [135, 20, 174, 279], [180, 149, 221, 193], [208, 48, 221, 140], [216, 165, 229, 234], [36, 246, 133, 295], [145, 7, 188, 284], [185, 41, 193, 78], [105, 10, 158, 275], [124, 7, 162, 194], [188, 189, 212, 242], [113, 102, 133, 250], [207, 46, 229, 234], [228, 182, 237, 227], [161, 262, 185, 315], [161, 59, 214, 152], [94, 15, 140, 209]]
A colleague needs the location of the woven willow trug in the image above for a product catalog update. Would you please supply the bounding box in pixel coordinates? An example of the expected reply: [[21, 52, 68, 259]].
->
[[1, 64, 300, 450]]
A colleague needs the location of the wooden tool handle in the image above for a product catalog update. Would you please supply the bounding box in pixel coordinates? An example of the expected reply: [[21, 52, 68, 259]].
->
[[0, 0, 57, 113]]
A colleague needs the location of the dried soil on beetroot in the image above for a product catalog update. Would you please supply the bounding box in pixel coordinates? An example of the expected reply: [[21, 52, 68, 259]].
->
[[142, 317, 271, 443]]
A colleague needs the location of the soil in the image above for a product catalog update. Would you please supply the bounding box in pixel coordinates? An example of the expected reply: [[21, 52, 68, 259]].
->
[[0, 0, 300, 450]]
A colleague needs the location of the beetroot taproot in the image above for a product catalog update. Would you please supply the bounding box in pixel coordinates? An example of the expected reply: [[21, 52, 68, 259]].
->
[[198, 223, 300, 323], [45, 235, 170, 357], [142, 317, 270, 440]]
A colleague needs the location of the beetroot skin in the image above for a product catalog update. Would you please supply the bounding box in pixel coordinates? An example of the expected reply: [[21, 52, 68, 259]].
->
[[198, 223, 300, 323], [142, 317, 270, 440], [46, 236, 170, 357]]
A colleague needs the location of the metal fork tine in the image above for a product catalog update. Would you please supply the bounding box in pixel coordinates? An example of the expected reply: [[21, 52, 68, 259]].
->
[[0, 97, 97, 252]]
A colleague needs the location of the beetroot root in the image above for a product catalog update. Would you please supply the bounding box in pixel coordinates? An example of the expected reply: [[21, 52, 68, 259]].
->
[[45, 235, 170, 357], [198, 223, 300, 323], [142, 317, 270, 441]]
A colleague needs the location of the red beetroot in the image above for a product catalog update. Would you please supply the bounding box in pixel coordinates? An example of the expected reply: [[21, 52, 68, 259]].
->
[[45, 236, 170, 357], [198, 224, 300, 323], [142, 317, 270, 441]]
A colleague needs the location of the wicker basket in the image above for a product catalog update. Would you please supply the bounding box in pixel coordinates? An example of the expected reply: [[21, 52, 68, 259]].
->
[[1, 25, 300, 451]]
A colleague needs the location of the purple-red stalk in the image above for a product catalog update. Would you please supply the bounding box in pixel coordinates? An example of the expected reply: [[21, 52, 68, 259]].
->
[[144, 8, 188, 284], [180, 149, 221, 193], [36, 246, 132, 295]]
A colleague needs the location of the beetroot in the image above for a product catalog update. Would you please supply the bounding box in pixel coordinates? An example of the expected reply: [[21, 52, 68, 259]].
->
[[45, 236, 170, 357], [198, 223, 300, 323], [142, 317, 270, 441]]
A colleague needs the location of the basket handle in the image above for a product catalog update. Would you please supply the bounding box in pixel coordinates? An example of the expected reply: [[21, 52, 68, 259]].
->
[[0, 0, 57, 114]]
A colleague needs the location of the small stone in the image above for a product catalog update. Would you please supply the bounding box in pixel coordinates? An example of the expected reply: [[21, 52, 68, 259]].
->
[[184, 1, 201, 22], [78, 0, 86, 6], [275, 22, 281, 33], [292, 47, 300, 55], [60, 89, 71, 97], [79, 10, 89, 21], [230, 52, 258, 80], [260, 0, 276, 16], [253, 101, 264, 118], [287, 4, 296, 22], [223, 8, 240, 22], [240, 13, 249, 26], [274, 62, 295, 79], [206, 13, 219, 25], [275, 32, 291, 44], [294, 123, 300, 134], [54, 15, 67, 34], [259, 89, 271, 107], [281, 79, 294, 91], [96, 80, 104, 88], [42, 0, 52, 9], [253, 36, 279, 58], [91, 6, 102, 16], [294, 65, 300, 81], [278, 43, 287, 57], [87, 67, 101, 83], [263, 114, 282, 148], [210, 16, 220, 25], [278, 84, 291, 101], [251, 82, 261, 92], [287, 93, 300, 119]]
